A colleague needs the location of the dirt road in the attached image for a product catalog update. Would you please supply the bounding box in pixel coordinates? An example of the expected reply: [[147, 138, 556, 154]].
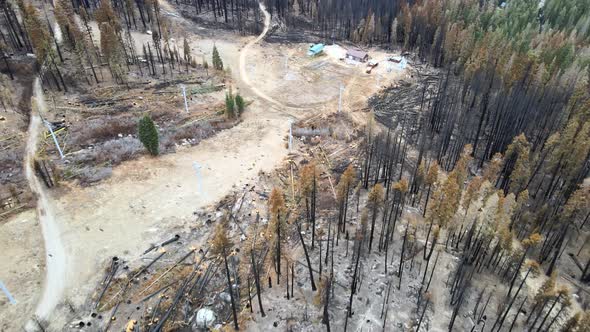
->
[[0, 210, 43, 332], [24, 79, 67, 329], [238, 1, 286, 111]]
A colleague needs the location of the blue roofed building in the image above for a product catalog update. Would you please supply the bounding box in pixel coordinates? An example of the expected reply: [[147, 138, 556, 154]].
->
[[308, 43, 325, 56]]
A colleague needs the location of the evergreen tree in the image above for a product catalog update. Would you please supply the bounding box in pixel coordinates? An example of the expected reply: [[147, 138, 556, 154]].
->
[[0, 74, 13, 111], [483, 153, 503, 183], [182, 41, 191, 64], [429, 170, 460, 228], [212, 45, 223, 70], [579, 310, 590, 332], [183, 38, 191, 72], [203, 59, 209, 76], [507, 134, 531, 194], [528, 271, 558, 326], [22, 3, 51, 64], [225, 90, 235, 119], [560, 312, 582, 332], [54, 0, 78, 47], [138, 115, 159, 156], [100, 22, 127, 82], [95, 0, 121, 33], [423, 160, 439, 217], [235, 94, 245, 115], [454, 145, 473, 190]]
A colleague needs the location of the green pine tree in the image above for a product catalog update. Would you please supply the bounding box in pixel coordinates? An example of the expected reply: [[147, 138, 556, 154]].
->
[[212, 46, 224, 70], [203, 59, 209, 76], [138, 115, 159, 156], [235, 94, 245, 115], [225, 92, 235, 119]]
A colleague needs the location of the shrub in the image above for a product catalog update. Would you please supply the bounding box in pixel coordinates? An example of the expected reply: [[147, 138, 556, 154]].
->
[[77, 166, 113, 185], [169, 121, 215, 142], [138, 115, 159, 156], [225, 92, 235, 119], [67, 115, 136, 146], [64, 137, 143, 166], [235, 94, 245, 115], [159, 134, 176, 153], [96, 137, 143, 164], [212, 46, 223, 70], [0, 149, 24, 187]]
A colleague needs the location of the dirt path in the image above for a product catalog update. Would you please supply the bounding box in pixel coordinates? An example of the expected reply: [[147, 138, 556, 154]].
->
[[238, 2, 285, 110], [24, 79, 67, 327], [0, 210, 43, 332]]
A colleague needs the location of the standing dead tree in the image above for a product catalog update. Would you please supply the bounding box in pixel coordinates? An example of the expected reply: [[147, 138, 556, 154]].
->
[[249, 217, 266, 317], [268, 188, 286, 285], [299, 163, 318, 249], [367, 184, 384, 253], [297, 221, 317, 291], [336, 164, 356, 235], [212, 217, 239, 330]]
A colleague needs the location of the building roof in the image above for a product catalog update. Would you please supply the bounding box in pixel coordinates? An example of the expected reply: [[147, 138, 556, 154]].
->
[[309, 44, 324, 52], [389, 55, 403, 62], [307, 44, 324, 55], [346, 48, 368, 59]]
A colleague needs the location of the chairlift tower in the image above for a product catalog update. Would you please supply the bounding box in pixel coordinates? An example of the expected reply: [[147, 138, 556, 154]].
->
[[42, 118, 64, 159], [0, 281, 16, 304], [181, 85, 189, 113], [338, 84, 345, 113], [288, 119, 293, 151], [193, 162, 204, 196]]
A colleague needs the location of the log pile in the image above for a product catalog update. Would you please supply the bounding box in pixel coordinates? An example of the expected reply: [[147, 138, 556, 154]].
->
[[369, 65, 440, 129]]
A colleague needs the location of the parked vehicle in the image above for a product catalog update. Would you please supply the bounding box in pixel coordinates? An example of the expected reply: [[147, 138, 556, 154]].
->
[[366, 60, 378, 73]]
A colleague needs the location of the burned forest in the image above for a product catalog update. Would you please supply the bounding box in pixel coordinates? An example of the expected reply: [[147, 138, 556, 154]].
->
[[1, 0, 590, 331]]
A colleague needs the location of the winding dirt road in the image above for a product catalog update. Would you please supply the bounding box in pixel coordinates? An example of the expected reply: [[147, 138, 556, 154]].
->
[[237, 3, 321, 113], [25, 79, 67, 326], [238, 2, 282, 109]]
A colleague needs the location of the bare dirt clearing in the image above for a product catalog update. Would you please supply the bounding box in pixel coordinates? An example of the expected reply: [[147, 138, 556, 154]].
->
[[78, 111, 366, 331], [51, 107, 288, 303], [0, 210, 43, 332]]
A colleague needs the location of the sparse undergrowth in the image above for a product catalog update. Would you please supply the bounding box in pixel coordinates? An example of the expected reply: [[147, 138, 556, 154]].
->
[[42, 74, 242, 186]]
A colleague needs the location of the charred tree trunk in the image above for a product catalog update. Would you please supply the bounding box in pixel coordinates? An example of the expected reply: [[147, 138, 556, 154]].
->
[[298, 223, 317, 291], [250, 248, 265, 317], [223, 246, 239, 330]]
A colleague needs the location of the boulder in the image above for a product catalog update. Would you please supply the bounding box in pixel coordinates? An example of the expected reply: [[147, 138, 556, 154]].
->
[[193, 308, 216, 330], [219, 292, 232, 303]]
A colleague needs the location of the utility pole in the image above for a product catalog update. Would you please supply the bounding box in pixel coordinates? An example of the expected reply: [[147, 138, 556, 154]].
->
[[193, 162, 204, 196], [181, 85, 189, 113], [0, 281, 16, 304], [338, 84, 345, 113], [288, 119, 293, 151], [43, 118, 64, 159]]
